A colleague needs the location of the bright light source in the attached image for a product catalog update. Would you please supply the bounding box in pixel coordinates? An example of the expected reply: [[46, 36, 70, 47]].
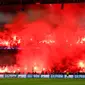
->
[[34, 66, 37, 70], [13, 71, 16, 73], [18, 39, 21, 44], [4, 41, 9, 46], [82, 37, 85, 42], [13, 35, 17, 41], [78, 61, 85, 68]]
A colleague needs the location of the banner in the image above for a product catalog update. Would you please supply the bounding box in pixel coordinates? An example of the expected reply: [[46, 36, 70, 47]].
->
[[41, 75, 50, 78], [64, 75, 74, 78], [4, 74, 17, 78], [74, 75, 85, 78], [2, 74, 85, 78], [27, 74, 32, 78], [51, 74, 64, 78], [0, 74, 4, 78], [18, 74, 26, 78], [33, 75, 40, 78]]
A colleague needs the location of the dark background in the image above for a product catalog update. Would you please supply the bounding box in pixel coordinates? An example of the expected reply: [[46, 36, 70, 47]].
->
[[0, 0, 84, 4]]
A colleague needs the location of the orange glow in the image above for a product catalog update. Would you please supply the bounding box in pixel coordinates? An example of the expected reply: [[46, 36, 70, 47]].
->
[[78, 61, 85, 68], [34, 66, 37, 71], [4, 41, 9, 46], [18, 39, 21, 44], [13, 35, 17, 41]]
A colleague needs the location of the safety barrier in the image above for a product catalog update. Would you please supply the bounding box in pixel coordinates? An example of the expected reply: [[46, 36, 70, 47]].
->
[[0, 74, 85, 78]]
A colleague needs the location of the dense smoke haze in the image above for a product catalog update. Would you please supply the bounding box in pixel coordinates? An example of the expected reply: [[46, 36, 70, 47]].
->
[[0, 4, 85, 73]]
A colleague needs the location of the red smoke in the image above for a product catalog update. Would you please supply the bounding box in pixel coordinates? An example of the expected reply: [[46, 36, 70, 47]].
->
[[1, 4, 85, 73]]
